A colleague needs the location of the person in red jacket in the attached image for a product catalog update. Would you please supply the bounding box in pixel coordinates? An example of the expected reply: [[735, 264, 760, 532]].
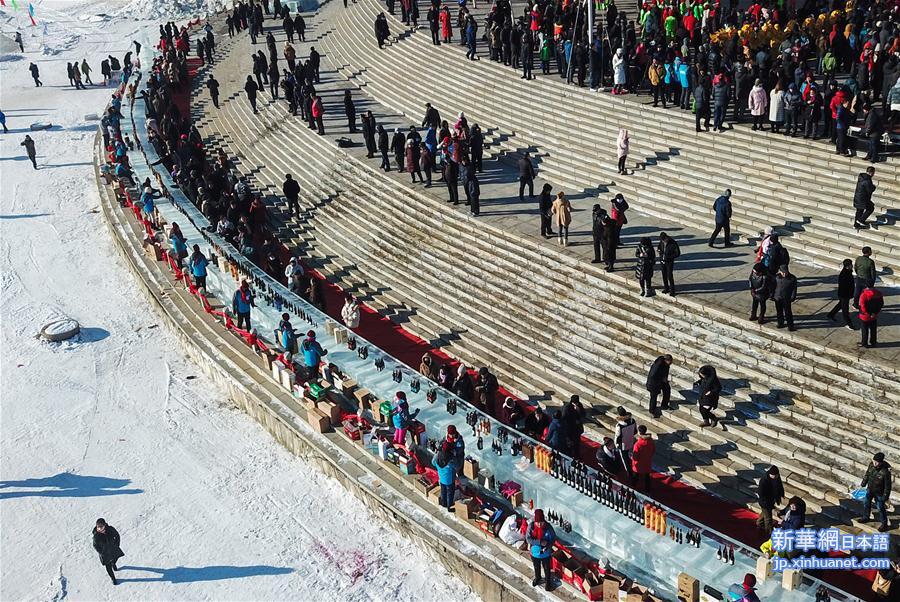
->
[[311, 93, 325, 135], [858, 285, 884, 348], [631, 425, 655, 490]]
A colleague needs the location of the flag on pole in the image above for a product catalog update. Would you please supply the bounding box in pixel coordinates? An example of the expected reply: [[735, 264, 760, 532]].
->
[[27, 2, 35, 24]]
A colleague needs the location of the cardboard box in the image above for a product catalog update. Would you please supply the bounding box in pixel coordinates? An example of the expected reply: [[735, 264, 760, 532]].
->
[[334, 328, 348, 344], [562, 558, 581, 580], [603, 576, 623, 602], [463, 457, 479, 480], [625, 585, 648, 602], [279, 367, 296, 391], [508, 491, 524, 507], [144, 240, 163, 261], [583, 573, 604, 601], [260, 348, 277, 371], [677, 573, 699, 602], [307, 408, 331, 433], [414, 477, 436, 496], [755, 556, 772, 582], [353, 387, 373, 409], [427, 484, 442, 505], [319, 400, 343, 425], [454, 498, 477, 519], [272, 360, 286, 383], [782, 568, 801, 591], [340, 378, 358, 395]]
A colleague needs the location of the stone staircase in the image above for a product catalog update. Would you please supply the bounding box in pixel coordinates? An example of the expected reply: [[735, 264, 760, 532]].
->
[[319, 0, 900, 285], [191, 25, 900, 535]]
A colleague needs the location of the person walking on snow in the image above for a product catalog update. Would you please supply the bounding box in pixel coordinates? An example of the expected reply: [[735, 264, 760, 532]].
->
[[92, 518, 124, 585], [29, 62, 42, 87], [81, 59, 93, 85], [20, 135, 37, 169]]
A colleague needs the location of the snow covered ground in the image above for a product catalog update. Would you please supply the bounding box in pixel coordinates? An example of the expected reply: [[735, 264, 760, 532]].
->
[[0, 3, 477, 600]]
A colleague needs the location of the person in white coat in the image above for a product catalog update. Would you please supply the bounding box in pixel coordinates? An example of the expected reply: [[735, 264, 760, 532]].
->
[[341, 294, 361, 330], [612, 48, 626, 95], [748, 79, 768, 131], [616, 128, 630, 174], [768, 82, 785, 134], [499, 514, 526, 548]]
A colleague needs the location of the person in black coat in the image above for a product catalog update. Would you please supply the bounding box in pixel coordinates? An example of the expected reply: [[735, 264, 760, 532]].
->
[[561, 395, 585, 454], [591, 204, 608, 263], [374, 13, 390, 48], [656, 232, 681, 296], [464, 162, 480, 216], [421, 102, 441, 130], [755, 466, 785, 534], [853, 166, 876, 229], [517, 152, 535, 200], [282, 173, 301, 217], [635, 237, 655, 297], [773, 264, 798, 331], [92, 518, 124, 585], [538, 183, 554, 239], [695, 365, 720, 427], [827, 258, 855, 328], [520, 32, 533, 80], [469, 124, 484, 172], [646, 354, 673, 418], [362, 111, 377, 157], [344, 90, 357, 132], [391, 128, 406, 171], [244, 75, 259, 113], [377, 125, 390, 170], [523, 407, 550, 439], [206, 75, 220, 109], [749, 262, 770, 324]]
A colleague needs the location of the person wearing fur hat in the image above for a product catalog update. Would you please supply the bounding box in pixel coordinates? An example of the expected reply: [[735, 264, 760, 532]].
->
[[453, 364, 474, 402], [631, 425, 655, 490], [526, 509, 556, 590]]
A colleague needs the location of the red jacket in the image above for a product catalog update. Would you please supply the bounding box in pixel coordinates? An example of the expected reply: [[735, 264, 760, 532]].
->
[[311, 98, 324, 118], [858, 288, 883, 322], [632, 434, 655, 475]]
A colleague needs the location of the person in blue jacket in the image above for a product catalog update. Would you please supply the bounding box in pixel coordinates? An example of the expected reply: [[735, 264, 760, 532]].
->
[[187, 245, 208, 289], [526, 509, 556, 590], [677, 59, 691, 109], [169, 222, 188, 268], [0, 109, 7, 134], [391, 391, 420, 445], [140, 185, 161, 226], [708, 189, 733, 248], [232, 280, 255, 331], [432, 445, 457, 511], [278, 313, 297, 354], [545, 411, 567, 451], [299, 330, 326, 374]]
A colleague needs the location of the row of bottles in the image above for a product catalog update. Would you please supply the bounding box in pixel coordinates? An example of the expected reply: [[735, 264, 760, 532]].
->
[[715, 544, 736, 564], [546, 509, 572, 533], [643, 503, 667, 535]]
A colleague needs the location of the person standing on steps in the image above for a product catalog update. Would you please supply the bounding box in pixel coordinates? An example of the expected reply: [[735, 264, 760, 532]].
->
[[853, 167, 877, 229], [232, 280, 255, 331], [308, 46, 321, 83], [859, 452, 892, 532], [861, 104, 884, 163], [854, 247, 877, 309], [610, 194, 628, 249], [465, 162, 480, 216], [419, 142, 433, 187], [614, 406, 637, 480], [517, 152, 535, 200], [81, 59, 93, 85], [635, 237, 655, 296], [657, 232, 680, 296], [551, 191, 572, 247], [465, 14, 478, 60], [748, 262, 771, 324], [20, 135, 37, 170], [283, 11, 295, 42], [244, 75, 259, 114], [858, 284, 884, 349], [407, 136, 423, 183], [773, 265, 798, 331], [520, 31, 534, 80], [646, 354, 672, 419], [527, 509, 556, 591], [827, 259, 855, 330], [693, 79, 711, 132], [421, 102, 441, 130], [268, 60, 280, 100], [377, 124, 390, 171], [696, 365, 721, 428], [591, 204, 608, 263], [206, 75, 220, 109], [427, 5, 440, 45], [616, 128, 629, 175], [295, 13, 306, 42], [282, 173, 301, 218], [375, 13, 390, 49], [14, 31, 23, 52], [538, 183, 554, 239], [343, 90, 357, 132], [445, 154, 460, 204], [92, 518, 124, 585], [755, 466, 784, 535], [469, 124, 483, 173], [708, 189, 733, 248], [391, 128, 406, 172], [311, 92, 325, 135], [362, 111, 377, 158]]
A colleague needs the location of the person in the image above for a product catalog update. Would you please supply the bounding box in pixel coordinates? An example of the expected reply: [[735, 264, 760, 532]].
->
[[244, 75, 259, 113], [376, 125, 390, 170], [748, 79, 767, 130], [776, 496, 806, 531], [708, 190, 732, 247], [802, 87, 822, 139], [343, 90, 356, 132], [861, 104, 884, 163], [282, 173, 301, 217], [308, 46, 321, 83], [188, 245, 208, 289], [590, 204, 609, 264], [168, 222, 188, 268], [657, 232, 680, 296], [562, 396, 584, 454], [616, 128, 629, 174], [748, 263, 770, 324], [523, 407, 550, 440], [858, 284, 884, 349], [853, 167, 877, 229], [232, 280, 255, 330], [311, 93, 324, 135], [206, 75, 220, 109], [475, 366, 498, 409], [14, 31, 23, 52], [464, 164, 480, 216], [526, 509, 556, 591], [341, 294, 360, 330], [538, 184, 554, 239], [92, 518, 124, 585], [854, 247, 877, 308], [635, 237, 655, 297], [518, 152, 535, 200], [278, 314, 298, 354], [29, 62, 42, 87], [81, 59, 93, 85], [419, 142, 433, 187], [20, 135, 37, 169], [769, 82, 785, 134], [545, 411, 566, 451], [499, 514, 526, 548], [0, 110, 6, 134], [611, 48, 625, 95], [391, 391, 418, 445], [444, 424, 465, 471], [712, 76, 729, 132], [631, 425, 655, 490], [732, 574, 761, 602], [693, 80, 710, 132], [773, 264, 798, 331], [499, 397, 522, 426], [432, 447, 457, 511], [648, 59, 665, 107], [782, 83, 801, 136], [827, 259, 855, 329], [390, 128, 405, 172], [551, 191, 572, 247], [646, 355, 672, 418], [465, 14, 478, 60], [614, 406, 636, 479], [300, 330, 327, 375], [610, 194, 628, 249], [860, 452, 892, 532], [374, 12, 390, 48], [835, 99, 851, 156], [696, 365, 720, 428], [595, 437, 621, 473], [756, 465, 784, 534], [469, 124, 483, 173], [452, 365, 474, 403], [419, 354, 437, 380]]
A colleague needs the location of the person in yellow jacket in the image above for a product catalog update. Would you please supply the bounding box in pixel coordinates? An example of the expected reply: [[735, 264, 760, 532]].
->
[[648, 59, 667, 108]]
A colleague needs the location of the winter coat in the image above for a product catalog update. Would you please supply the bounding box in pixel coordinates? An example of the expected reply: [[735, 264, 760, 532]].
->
[[551, 197, 572, 227], [341, 300, 360, 328], [748, 85, 768, 116], [657, 238, 680, 263], [232, 287, 254, 314], [635, 243, 655, 279], [778, 501, 806, 530], [861, 462, 892, 498], [465, 174, 480, 200], [773, 273, 797, 302], [526, 520, 556, 559], [768, 89, 785, 122], [853, 173, 876, 208], [803, 94, 822, 121], [631, 434, 655, 475], [712, 82, 729, 107], [299, 336, 326, 368], [749, 270, 770, 300], [757, 475, 785, 510], [836, 268, 854, 299], [391, 398, 411, 429], [616, 131, 630, 158], [545, 417, 566, 450], [713, 195, 732, 224], [859, 288, 884, 322], [432, 455, 457, 485], [696, 369, 721, 409], [189, 253, 208, 277], [614, 417, 636, 451], [646, 356, 670, 390], [612, 51, 626, 85], [92, 526, 124, 565]]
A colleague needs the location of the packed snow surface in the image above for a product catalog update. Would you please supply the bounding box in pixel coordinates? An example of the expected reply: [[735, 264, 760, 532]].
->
[[0, 2, 478, 600]]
